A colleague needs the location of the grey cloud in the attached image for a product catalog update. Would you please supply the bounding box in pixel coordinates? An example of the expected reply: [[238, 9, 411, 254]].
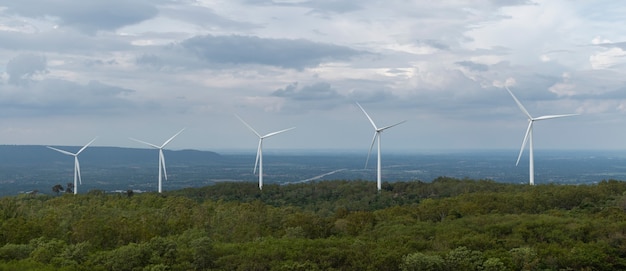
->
[[0, 79, 138, 117], [566, 89, 626, 100], [417, 39, 450, 51], [85, 80, 133, 97], [83, 59, 118, 67], [272, 82, 343, 101], [159, 5, 258, 30], [242, 0, 362, 13], [0, 30, 132, 52], [595, 41, 626, 50], [135, 50, 207, 71], [489, 0, 536, 6], [304, 1, 363, 14], [268, 77, 403, 112], [181, 34, 364, 69], [0, 0, 158, 33], [6, 54, 47, 85], [386, 68, 406, 75], [270, 82, 348, 113], [456, 61, 489, 72], [271, 78, 401, 109], [348, 89, 396, 104], [136, 54, 165, 68]]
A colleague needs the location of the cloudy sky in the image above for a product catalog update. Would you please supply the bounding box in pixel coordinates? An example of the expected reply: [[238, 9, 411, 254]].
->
[[0, 0, 625, 153]]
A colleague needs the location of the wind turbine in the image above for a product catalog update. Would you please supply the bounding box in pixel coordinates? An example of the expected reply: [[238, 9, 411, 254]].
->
[[505, 86, 578, 185], [47, 137, 97, 195], [236, 114, 294, 190], [130, 128, 185, 193], [356, 102, 406, 191]]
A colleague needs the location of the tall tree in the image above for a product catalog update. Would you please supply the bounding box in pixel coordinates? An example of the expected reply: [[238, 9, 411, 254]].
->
[[51, 184, 64, 195]]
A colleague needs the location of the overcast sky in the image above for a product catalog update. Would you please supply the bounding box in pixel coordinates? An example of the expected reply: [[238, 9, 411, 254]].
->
[[0, 0, 624, 153]]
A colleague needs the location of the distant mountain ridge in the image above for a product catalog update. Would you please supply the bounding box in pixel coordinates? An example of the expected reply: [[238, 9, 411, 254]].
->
[[0, 145, 222, 166]]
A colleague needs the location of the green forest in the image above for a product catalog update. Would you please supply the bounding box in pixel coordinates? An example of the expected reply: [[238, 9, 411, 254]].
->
[[2, 177, 626, 270]]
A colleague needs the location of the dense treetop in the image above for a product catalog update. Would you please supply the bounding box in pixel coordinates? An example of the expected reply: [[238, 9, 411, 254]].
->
[[1, 177, 626, 270]]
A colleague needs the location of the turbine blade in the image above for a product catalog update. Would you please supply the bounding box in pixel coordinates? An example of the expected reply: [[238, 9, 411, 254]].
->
[[365, 132, 377, 169], [235, 114, 262, 138], [516, 121, 533, 166], [76, 157, 82, 185], [505, 86, 533, 119], [379, 120, 407, 131], [129, 137, 160, 149], [77, 137, 97, 155], [160, 150, 168, 180], [263, 127, 295, 138], [356, 102, 379, 130], [46, 146, 76, 156], [534, 114, 579, 121], [161, 128, 185, 148], [254, 139, 262, 174]]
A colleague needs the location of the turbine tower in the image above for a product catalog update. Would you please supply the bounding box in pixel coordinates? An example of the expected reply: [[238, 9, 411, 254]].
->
[[505, 87, 577, 185], [356, 102, 406, 191], [236, 114, 294, 190], [130, 128, 185, 193], [47, 137, 97, 194]]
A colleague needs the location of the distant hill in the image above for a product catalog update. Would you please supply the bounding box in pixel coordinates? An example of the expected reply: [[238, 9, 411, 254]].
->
[[0, 145, 222, 166]]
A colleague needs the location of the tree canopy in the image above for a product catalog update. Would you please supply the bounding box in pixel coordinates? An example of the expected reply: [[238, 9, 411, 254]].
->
[[1, 177, 626, 270]]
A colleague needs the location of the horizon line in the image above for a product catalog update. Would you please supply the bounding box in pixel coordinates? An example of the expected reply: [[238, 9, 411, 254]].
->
[[2, 144, 626, 154]]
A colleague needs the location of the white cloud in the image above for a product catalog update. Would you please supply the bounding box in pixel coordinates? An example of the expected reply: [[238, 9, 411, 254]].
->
[[5, 53, 47, 84], [492, 78, 517, 88], [589, 47, 626, 69], [548, 72, 577, 97], [549, 83, 577, 97], [592, 36, 612, 45]]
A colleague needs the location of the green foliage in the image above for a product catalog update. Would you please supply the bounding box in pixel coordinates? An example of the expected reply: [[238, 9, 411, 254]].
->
[[482, 257, 507, 271], [29, 237, 66, 264], [0, 178, 625, 270], [509, 247, 538, 271], [0, 243, 32, 261], [96, 242, 149, 271], [189, 236, 213, 270], [444, 246, 485, 271], [400, 252, 444, 271]]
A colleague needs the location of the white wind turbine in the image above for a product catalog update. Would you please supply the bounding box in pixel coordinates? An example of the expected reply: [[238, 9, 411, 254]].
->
[[130, 128, 185, 193], [236, 114, 295, 190], [47, 137, 97, 195], [356, 102, 406, 191], [505, 86, 578, 185]]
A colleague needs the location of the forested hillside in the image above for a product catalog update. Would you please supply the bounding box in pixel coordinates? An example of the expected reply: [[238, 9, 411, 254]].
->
[[1, 177, 626, 270]]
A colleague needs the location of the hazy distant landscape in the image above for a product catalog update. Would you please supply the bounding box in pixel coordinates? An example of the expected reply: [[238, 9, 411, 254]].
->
[[2, 145, 626, 196]]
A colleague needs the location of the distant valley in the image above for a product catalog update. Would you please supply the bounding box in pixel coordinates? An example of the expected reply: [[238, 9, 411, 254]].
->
[[1, 145, 626, 196]]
